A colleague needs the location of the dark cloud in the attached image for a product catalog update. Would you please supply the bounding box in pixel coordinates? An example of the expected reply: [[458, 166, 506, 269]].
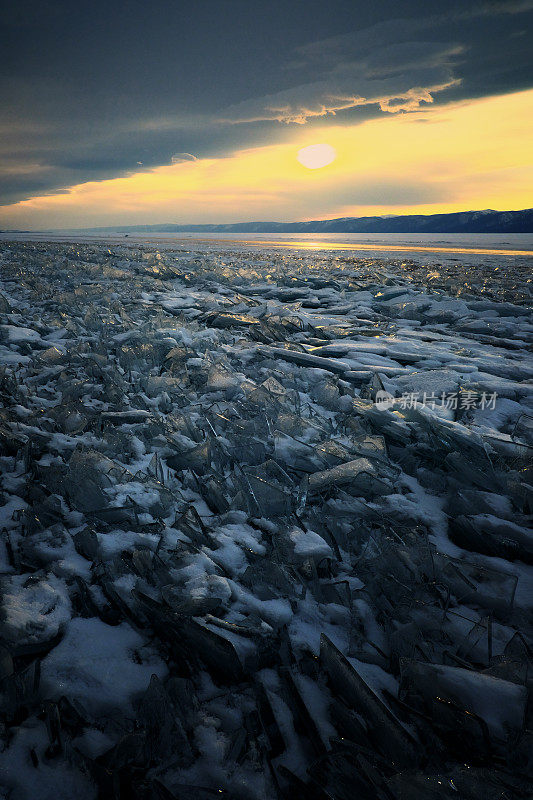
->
[[0, 0, 531, 206], [220, 32, 462, 124]]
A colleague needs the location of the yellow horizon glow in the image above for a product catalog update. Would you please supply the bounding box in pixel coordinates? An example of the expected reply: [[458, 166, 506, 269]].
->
[[1, 89, 532, 229]]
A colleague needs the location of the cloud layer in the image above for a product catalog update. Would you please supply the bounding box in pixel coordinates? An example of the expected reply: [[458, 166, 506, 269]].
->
[[221, 25, 462, 124], [1, 90, 531, 229], [0, 0, 531, 211]]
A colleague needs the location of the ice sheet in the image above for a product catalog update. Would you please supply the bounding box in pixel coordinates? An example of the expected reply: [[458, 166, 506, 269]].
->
[[0, 237, 531, 799]]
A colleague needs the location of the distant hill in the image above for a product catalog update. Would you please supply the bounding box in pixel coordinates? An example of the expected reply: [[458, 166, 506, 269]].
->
[[57, 208, 533, 234]]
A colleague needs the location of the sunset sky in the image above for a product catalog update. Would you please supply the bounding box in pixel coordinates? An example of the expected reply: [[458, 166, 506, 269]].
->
[[1, 0, 532, 229]]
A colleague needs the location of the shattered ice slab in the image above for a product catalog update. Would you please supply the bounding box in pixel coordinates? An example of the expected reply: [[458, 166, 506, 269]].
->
[[308, 456, 394, 497], [0, 237, 532, 799], [400, 659, 527, 745], [41, 617, 167, 714]]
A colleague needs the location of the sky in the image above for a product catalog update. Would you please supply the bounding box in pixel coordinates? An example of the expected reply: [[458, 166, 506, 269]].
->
[[0, 0, 532, 228]]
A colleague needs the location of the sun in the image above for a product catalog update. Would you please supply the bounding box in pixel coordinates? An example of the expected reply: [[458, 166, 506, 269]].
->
[[297, 143, 336, 169]]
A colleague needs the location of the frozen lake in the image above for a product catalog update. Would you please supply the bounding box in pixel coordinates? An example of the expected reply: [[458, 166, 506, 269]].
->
[[0, 237, 531, 799], [2, 230, 533, 264]]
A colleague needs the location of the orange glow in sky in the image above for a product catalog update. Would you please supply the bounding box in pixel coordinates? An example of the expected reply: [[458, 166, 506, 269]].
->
[[1, 89, 532, 229]]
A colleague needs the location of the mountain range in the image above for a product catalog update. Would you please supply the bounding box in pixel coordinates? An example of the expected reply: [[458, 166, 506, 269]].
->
[[59, 208, 533, 234]]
